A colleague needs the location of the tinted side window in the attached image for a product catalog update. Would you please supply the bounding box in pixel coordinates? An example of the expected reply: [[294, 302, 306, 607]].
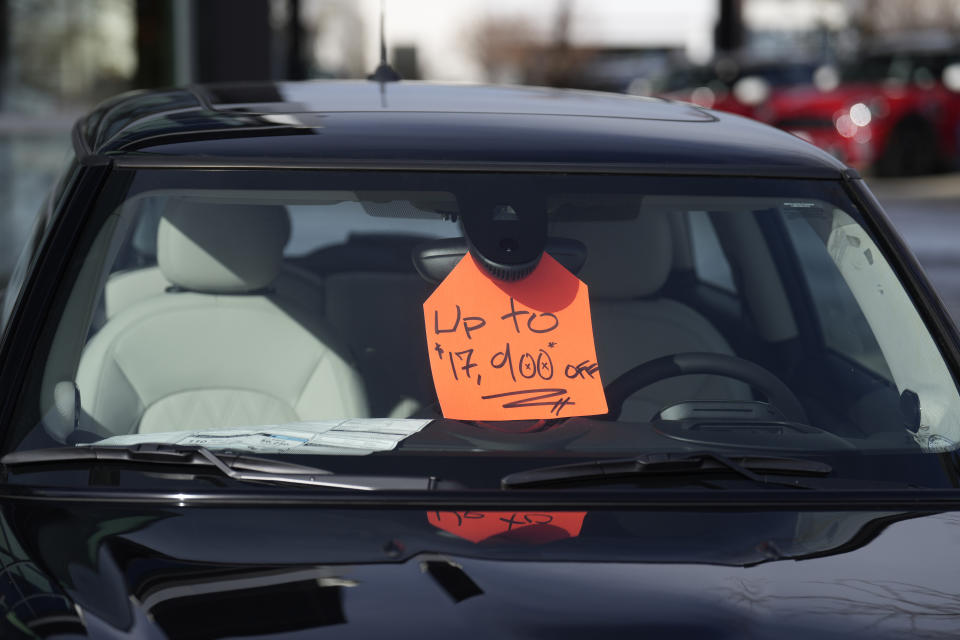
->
[[783, 212, 891, 378], [688, 210, 737, 293]]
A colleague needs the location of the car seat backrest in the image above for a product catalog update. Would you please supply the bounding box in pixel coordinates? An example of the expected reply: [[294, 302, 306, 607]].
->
[[565, 214, 674, 299], [158, 200, 291, 293], [104, 262, 328, 321], [551, 211, 749, 420], [76, 202, 367, 436]]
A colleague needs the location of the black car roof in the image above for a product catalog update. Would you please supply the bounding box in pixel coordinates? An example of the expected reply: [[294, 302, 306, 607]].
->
[[77, 80, 851, 178]]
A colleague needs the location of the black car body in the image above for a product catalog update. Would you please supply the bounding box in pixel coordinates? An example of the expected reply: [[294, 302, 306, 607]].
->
[[2, 80, 960, 639]]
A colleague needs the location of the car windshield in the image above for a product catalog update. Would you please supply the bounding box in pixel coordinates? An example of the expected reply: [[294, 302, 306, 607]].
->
[[6, 169, 960, 490]]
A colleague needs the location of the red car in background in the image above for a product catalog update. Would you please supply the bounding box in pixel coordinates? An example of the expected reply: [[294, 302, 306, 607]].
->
[[652, 51, 960, 176], [650, 59, 820, 120], [769, 51, 960, 176]]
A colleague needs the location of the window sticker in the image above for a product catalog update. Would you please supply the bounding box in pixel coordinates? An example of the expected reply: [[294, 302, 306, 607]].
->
[[85, 419, 431, 455], [428, 510, 587, 544], [423, 253, 607, 420]]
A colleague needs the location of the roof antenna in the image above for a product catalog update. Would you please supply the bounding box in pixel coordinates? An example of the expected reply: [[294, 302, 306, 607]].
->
[[368, 0, 401, 82]]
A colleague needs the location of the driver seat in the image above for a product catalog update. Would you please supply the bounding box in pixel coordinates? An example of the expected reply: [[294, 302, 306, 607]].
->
[[76, 201, 368, 436], [551, 212, 749, 421]]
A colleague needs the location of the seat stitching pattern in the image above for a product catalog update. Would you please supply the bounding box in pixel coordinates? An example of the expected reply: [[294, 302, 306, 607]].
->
[[141, 388, 298, 433]]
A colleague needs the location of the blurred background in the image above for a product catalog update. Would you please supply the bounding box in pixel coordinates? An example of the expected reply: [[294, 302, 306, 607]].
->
[[2, 0, 960, 316]]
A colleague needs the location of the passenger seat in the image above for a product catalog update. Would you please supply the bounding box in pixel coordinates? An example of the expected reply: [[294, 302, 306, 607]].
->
[[76, 201, 368, 436]]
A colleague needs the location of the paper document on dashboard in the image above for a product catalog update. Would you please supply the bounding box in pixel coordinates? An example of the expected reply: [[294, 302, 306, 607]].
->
[[85, 419, 432, 455]]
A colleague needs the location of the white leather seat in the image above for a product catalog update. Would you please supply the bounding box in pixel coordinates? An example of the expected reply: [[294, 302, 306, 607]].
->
[[552, 213, 749, 421], [77, 201, 368, 435]]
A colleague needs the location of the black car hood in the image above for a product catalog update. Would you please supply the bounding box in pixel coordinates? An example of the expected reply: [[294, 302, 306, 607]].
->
[[5, 500, 960, 639]]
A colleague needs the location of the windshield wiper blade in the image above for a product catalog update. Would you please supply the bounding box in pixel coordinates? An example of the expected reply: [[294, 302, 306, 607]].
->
[[1, 443, 437, 491], [501, 452, 832, 490]]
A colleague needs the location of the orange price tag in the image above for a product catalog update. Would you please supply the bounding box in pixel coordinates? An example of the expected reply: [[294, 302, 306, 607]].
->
[[423, 252, 607, 420], [428, 510, 587, 544]]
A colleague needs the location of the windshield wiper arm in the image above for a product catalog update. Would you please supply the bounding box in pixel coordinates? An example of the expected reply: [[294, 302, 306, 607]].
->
[[501, 452, 832, 490], [2, 443, 438, 491]]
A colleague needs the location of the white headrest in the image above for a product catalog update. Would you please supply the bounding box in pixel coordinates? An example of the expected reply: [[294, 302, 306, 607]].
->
[[158, 201, 291, 294], [551, 213, 673, 299]]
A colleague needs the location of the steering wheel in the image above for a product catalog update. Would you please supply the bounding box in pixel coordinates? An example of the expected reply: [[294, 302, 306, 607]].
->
[[603, 352, 807, 423]]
